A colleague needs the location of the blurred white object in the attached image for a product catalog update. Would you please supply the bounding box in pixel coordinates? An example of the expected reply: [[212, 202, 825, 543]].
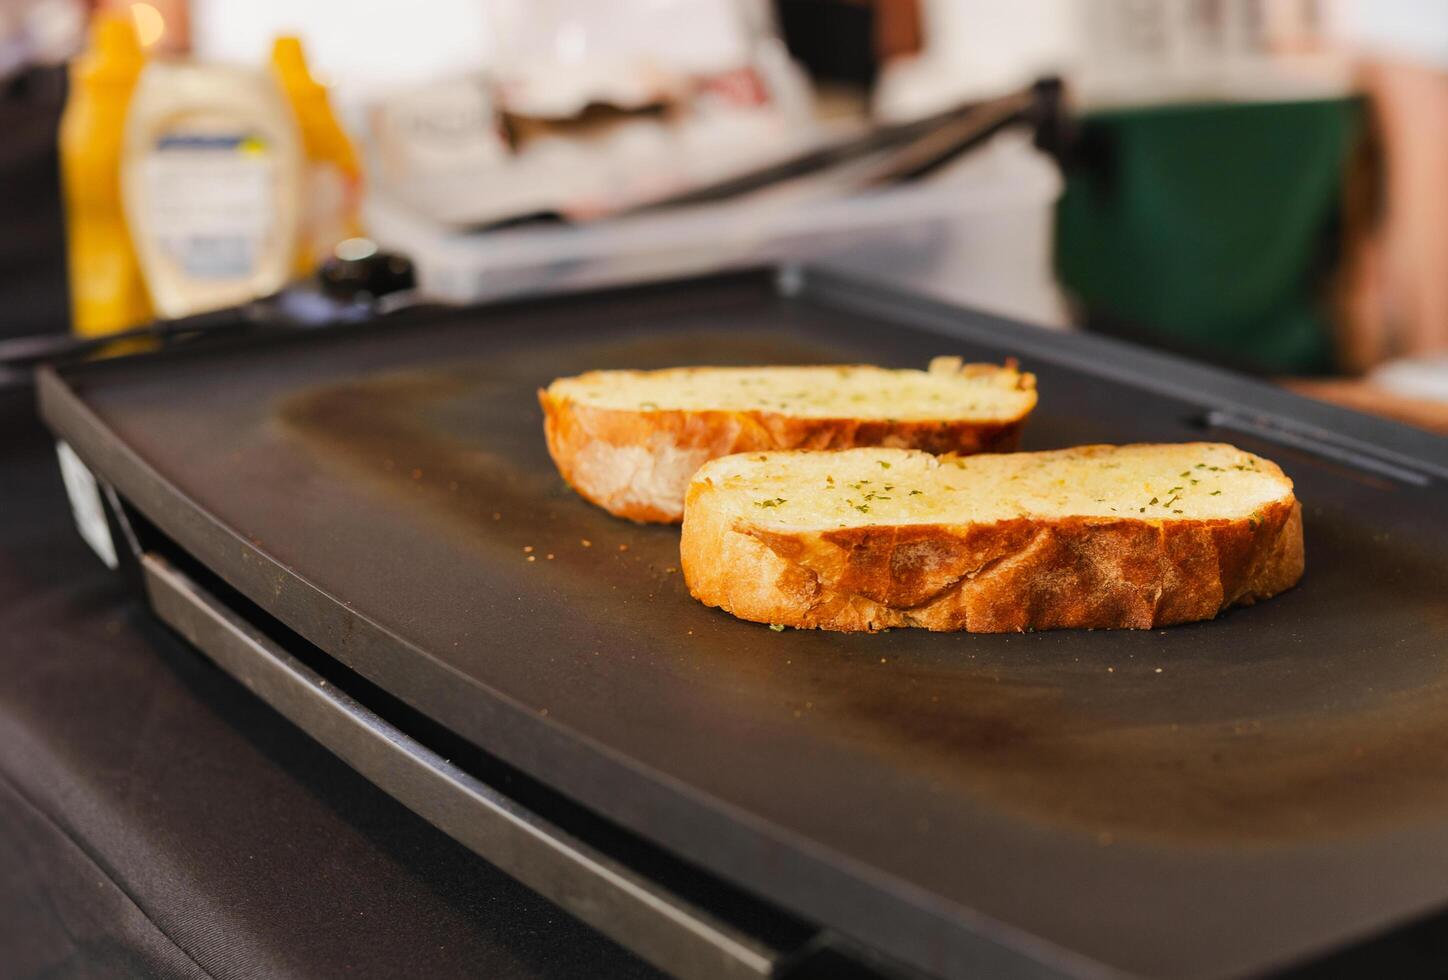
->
[[488, 0, 756, 116], [875, 0, 1077, 119], [191, 0, 491, 105], [370, 76, 509, 185], [363, 0, 814, 227], [366, 130, 1067, 328], [0, 0, 84, 78], [1324, 0, 1448, 70], [875, 0, 1351, 120], [1076, 0, 1350, 104], [190, 0, 797, 120], [1371, 355, 1448, 404], [375, 82, 823, 228]]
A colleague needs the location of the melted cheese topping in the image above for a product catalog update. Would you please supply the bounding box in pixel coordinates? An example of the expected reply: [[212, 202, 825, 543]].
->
[[548, 363, 1034, 422], [695, 444, 1293, 527]]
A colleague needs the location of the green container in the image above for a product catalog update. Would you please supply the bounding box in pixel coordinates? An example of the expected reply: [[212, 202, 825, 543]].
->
[[1055, 97, 1362, 375]]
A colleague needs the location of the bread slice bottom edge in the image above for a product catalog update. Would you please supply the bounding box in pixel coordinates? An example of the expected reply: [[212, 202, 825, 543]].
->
[[680, 491, 1304, 632]]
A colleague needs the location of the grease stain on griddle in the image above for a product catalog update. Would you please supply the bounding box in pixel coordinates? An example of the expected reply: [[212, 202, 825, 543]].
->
[[274, 330, 838, 577], [276, 358, 1448, 848]]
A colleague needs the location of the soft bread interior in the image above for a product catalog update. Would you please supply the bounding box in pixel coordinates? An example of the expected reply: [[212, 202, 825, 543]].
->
[[694, 444, 1294, 528], [546, 359, 1034, 422]]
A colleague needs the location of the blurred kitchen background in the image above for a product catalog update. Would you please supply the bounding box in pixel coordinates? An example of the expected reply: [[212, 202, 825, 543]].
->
[[4, 0, 1448, 429]]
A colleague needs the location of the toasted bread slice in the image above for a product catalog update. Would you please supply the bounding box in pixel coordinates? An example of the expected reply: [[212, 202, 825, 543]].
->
[[681, 443, 1303, 632], [540, 358, 1036, 523]]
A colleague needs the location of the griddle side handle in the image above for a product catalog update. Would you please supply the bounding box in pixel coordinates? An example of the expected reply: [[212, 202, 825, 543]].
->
[[140, 553, 790, 980]]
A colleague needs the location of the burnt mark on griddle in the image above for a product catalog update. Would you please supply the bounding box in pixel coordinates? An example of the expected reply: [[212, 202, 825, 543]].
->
[[275, 369, 678, 589]]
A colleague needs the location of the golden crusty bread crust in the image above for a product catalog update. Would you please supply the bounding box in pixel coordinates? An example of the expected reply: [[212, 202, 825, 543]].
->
[[539, 360, 1035, 524], [680, 451, 1304, 633]]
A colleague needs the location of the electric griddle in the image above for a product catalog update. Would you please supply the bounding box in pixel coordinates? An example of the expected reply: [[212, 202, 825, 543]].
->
[[37, 266, 1448, 980]]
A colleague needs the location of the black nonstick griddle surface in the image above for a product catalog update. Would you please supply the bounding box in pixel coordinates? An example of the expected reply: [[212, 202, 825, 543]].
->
[[40, 269, 1448, 980]]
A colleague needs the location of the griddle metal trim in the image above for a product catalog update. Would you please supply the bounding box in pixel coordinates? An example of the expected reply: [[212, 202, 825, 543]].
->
[[141, 552, 786, 980]]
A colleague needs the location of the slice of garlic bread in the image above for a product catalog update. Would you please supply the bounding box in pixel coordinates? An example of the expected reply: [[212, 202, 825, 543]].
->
[[540, 357, 1036, 523], [681, 443, 1303, 632]]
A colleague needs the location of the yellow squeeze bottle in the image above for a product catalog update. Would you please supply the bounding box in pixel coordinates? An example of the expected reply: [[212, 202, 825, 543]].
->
[[270, 37, 363, 276], [60, 14, 152, 337]]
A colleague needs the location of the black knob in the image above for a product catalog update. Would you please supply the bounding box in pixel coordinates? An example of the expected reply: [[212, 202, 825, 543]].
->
[[318, 238, 417, 302]]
